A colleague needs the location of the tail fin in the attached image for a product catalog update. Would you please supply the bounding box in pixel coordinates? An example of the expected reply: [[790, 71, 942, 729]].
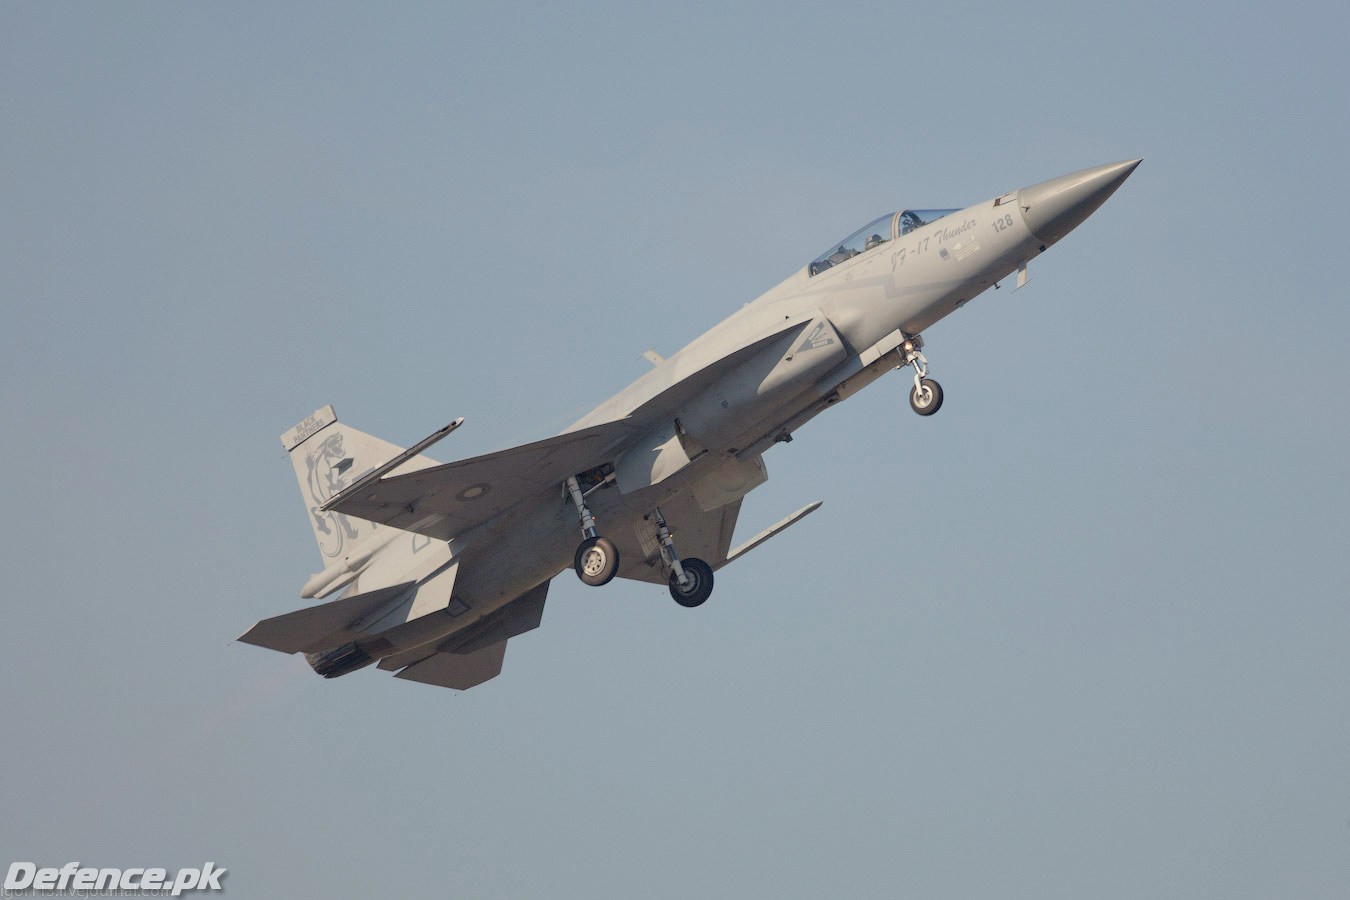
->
[[280, 405, 437, 562]]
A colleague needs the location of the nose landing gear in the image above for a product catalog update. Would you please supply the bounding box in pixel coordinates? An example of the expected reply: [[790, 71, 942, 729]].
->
[[901, 335, 944, 416], [910, 378, 943, 415]]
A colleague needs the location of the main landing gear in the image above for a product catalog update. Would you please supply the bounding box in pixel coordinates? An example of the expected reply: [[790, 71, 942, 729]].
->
[[566, 474, 619, 586], [564, 478, 716, 608], [901, 334, 943, 416], [650, 507, 714, 608]]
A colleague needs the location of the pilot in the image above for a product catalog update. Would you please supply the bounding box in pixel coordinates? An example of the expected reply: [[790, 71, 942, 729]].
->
[[864, 233, 885, 250], [826, 246, 854, 266]]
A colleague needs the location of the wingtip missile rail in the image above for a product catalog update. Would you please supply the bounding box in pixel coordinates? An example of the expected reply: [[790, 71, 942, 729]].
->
[[320, 417, 464, 513]]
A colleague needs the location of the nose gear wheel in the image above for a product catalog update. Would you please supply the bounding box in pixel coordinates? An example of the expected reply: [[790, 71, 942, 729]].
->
[[909, 377, 943, 415]]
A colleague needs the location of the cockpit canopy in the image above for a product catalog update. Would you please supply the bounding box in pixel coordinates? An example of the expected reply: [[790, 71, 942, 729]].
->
[[809, 208, 959, 275]]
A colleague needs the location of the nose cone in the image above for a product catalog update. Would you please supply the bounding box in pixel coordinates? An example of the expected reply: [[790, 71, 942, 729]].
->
[[1017, 159, 1142, 245]]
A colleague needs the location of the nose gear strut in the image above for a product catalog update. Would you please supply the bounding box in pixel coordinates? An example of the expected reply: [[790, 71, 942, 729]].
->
[[900, 335, 944, 416]]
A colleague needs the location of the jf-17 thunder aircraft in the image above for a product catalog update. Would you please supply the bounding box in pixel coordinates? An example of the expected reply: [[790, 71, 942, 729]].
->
[[240, 159, 1141, 691]]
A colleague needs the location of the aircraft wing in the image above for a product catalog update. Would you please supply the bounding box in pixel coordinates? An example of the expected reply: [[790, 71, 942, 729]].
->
[[324, 421, 636, 541], [612, 492, 744, 586]]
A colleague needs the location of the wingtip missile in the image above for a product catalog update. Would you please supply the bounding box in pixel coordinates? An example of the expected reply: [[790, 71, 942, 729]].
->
[[320, 417, 464, 512]]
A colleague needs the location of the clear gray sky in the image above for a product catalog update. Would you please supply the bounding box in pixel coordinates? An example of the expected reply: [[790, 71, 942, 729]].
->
[[3, 2, 1347, 898]]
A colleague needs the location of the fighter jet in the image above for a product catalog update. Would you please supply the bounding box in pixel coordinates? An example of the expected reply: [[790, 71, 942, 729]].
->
[[240, 159, 1141, 691]]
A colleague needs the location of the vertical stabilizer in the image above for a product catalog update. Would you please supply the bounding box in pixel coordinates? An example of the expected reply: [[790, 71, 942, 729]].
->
[[281, 405, 438, 563]]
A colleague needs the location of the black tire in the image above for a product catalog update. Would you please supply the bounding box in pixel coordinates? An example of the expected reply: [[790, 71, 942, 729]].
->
[[668, 557, 714, 608], [574, 536, 620, 586], [909, 377, 944, 416]]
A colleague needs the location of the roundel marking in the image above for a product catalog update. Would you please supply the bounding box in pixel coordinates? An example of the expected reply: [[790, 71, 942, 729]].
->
[[456, 482, 491, 501]]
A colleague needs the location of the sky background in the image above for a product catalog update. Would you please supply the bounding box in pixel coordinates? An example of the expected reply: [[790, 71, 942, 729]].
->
[[2, 2, 1348, 898]]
